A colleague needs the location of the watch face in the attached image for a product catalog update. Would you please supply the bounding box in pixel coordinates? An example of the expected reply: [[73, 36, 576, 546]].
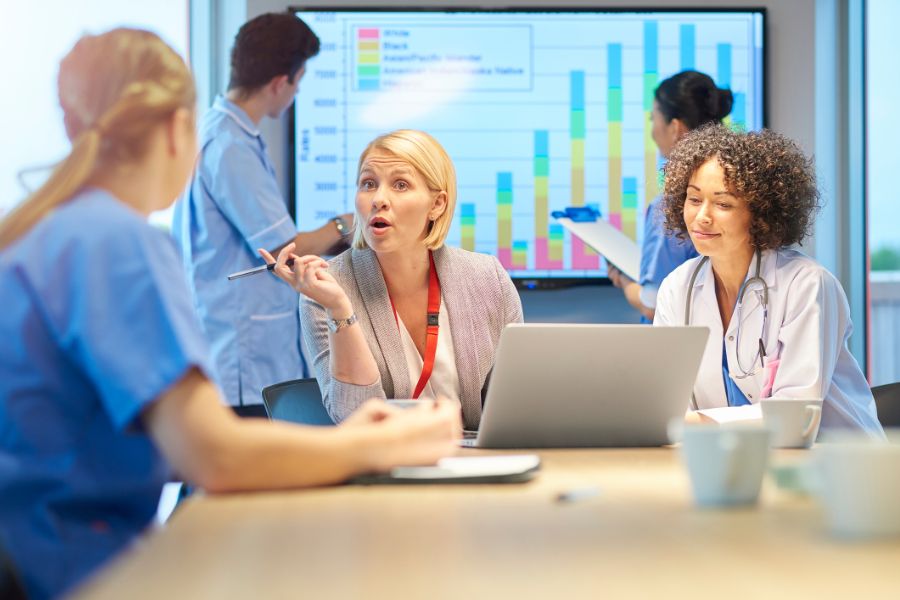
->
[[333, 217, 346, 234]]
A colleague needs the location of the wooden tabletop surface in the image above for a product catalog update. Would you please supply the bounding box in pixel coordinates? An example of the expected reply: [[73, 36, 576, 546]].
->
[[71, 447, 900, 599]]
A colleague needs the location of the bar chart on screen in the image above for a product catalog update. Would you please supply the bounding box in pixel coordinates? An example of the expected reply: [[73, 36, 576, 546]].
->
[[294, 10, 764, 279]]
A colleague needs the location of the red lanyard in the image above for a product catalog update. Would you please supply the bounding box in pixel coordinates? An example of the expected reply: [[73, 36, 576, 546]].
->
[[389, 251, 441, 399]]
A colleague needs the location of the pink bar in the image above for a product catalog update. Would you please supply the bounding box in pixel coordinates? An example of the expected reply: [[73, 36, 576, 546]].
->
[[358, 28, 380, 39], [571, 238, 600, 270], [498, 248, 513, 270], [535, 238, 552, 270], [608, 213, 622, 230]]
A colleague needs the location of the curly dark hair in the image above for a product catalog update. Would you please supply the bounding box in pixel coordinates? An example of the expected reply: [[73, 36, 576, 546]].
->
[[661, 125, 820, 249], [228, 12, 320, 93]]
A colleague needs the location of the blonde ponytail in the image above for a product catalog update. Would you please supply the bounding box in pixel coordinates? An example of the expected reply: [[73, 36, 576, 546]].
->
[[0, 130, 101, 248], [0, 28, 195, 250]]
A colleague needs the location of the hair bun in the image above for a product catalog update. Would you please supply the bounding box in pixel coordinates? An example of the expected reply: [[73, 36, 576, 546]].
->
[[714, 87, 734, 121]]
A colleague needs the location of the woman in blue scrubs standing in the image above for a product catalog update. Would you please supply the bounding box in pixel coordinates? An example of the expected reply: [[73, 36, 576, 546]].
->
[[608, 71, 732, 321], [0, 29, 459, 600]]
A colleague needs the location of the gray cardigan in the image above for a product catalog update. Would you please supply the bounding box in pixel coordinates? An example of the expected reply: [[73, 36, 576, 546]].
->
[[300, 246, 524, 429]]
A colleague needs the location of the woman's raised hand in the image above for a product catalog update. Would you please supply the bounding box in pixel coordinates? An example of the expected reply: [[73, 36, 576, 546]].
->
[[259, 244, 351, 314]]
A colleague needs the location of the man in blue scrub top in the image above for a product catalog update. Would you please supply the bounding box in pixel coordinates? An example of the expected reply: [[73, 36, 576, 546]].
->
[[174, 13, 352, 412]]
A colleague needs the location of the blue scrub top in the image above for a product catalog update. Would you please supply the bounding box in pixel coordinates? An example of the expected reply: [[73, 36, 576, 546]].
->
[[0, 189, 214, 599], [639, 197, 699, 310], [173, 96, 306, 407]]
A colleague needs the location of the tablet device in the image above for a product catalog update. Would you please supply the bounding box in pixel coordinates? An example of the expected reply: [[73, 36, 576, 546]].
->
[[351, 455, 541, 485]]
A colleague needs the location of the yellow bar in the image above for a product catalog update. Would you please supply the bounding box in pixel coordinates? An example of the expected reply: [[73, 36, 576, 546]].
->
[[623, 212, 637, 240], [358, 53, 380, 64], [534, 176, 548, 236], [461, 232, 475, 251], [571, 140, 585, 205], [608, 158, 622, 217], [644, 112, 658, 204], [357, 41, 379, 51]]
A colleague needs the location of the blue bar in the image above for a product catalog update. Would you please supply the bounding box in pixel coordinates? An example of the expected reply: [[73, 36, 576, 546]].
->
[[549, 224, 564, 236], [497, 172, 513, 191], [608, 44, 622, 87], [644, 21, 658, 72], [623, 177, 638, 194], [733, 92, 746, 124], [570, 71, 585, 111], [513, 241, 528, 251], [358, 79, 379, 91], [534, 130, 549, 157], [679, 25, 695, 70], [717, 44, 732, 88], [461, 203, 476, 217]]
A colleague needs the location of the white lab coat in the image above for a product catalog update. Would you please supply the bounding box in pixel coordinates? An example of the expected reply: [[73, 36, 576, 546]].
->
[[655, 248, 883, 434]]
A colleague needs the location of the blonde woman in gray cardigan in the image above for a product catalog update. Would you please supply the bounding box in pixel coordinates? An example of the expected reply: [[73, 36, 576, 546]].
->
[[262, 130, 523, 429]]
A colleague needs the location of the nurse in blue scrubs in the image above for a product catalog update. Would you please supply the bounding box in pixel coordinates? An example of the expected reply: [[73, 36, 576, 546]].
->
[[608, 71, 732, 321], [0, 29, 459, 600]]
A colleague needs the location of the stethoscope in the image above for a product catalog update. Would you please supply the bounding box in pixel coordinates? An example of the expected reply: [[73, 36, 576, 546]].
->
[[684, 248, 770, 409]]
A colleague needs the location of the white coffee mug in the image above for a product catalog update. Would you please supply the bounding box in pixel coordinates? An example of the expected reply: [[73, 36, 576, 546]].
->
[[815, 438, 900, 538], [761, 398, 823, 448], [678, 423, 771, 507]]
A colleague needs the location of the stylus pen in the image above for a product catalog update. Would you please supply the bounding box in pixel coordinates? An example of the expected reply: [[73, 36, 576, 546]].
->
[[555, 486, 601, 504], [227, 258, 294, 281]]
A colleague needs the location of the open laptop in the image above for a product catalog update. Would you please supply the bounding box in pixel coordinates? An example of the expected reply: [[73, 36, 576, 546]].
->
[[465, 324, 709, 448]]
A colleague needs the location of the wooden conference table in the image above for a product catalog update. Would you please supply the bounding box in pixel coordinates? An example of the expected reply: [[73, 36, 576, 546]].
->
[[72, 448, 900, 599]]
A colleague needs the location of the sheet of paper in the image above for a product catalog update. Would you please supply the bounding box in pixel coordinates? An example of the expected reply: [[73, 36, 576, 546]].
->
[[390, 455, 540, 479], [556, 217, 641, 281]]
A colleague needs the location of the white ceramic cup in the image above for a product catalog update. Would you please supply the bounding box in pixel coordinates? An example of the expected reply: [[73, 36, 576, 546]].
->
[[815, 438, 900, 538], [678, 423, 772, 507], [761, 398, 823, 448]]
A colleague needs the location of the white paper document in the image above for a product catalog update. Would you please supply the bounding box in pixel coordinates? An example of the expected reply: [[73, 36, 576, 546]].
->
[[556, 217, 641, 281]]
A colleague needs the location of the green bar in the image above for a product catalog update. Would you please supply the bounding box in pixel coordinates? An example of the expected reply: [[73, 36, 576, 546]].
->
[[461, 216, 476, 226], [623, 192, 638, 209], [607, 87, 623, 122], [570, 110, 586, 139], [497, 190, 513, 205], [533, 156, 549, 178], [643, 72, 658, 110], [358, 65, 381, 77]]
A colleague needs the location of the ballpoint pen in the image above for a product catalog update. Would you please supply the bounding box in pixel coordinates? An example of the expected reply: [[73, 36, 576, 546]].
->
[[227, 257, 295, 281]]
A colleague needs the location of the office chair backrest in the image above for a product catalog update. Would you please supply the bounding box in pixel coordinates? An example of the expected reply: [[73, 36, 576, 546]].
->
[[872, 382, 900, 428], [0, 542, 27, 600], [261, 378, 335, 426]]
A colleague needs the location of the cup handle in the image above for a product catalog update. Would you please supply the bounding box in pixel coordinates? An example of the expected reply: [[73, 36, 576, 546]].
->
[[802, 405, 822, 440]]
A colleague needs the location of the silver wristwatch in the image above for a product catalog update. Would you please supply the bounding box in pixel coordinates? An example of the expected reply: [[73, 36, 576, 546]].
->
[[331, 216, 348, 236], [327, 313, 357, 333]]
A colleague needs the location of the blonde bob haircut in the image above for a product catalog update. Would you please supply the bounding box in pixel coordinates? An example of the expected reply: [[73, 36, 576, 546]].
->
[[0, 28, 195, 250], [352, 129, 457, 251]]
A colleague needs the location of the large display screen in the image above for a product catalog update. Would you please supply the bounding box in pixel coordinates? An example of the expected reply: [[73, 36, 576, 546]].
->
[[292, 8, 765, 281]]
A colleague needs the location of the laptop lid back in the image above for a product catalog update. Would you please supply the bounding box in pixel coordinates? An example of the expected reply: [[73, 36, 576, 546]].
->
[[478, 324, 709, 448]]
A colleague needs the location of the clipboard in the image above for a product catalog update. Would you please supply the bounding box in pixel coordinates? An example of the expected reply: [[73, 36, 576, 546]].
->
[[556, 217, 641, 281]]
